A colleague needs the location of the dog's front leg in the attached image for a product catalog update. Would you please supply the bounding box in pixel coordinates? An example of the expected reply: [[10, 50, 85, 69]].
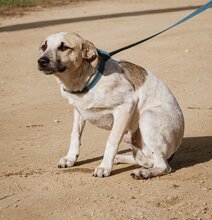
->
[[93, 102, 135, 177], [58, 109, 85, 168]]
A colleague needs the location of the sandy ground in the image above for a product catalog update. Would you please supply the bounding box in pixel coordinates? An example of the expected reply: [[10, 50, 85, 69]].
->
[[0, 0, 211, 219]]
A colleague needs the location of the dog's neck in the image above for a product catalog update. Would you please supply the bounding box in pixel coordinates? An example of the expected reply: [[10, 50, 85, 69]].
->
[[54, 60, 99, 93]]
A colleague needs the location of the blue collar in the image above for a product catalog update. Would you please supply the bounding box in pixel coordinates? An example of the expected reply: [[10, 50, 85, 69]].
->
[[63, 49, 111, 94]]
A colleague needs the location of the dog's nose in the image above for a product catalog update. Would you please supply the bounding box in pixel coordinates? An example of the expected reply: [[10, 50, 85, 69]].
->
[[38, 57, 50, 67]]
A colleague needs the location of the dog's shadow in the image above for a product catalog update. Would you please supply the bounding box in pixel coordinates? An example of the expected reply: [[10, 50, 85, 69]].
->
[[73, 136, 212, 175], [170, 136, 212, 171]]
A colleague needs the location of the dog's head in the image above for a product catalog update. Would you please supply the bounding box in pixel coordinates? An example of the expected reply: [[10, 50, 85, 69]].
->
[[38, 32, 99, 75]]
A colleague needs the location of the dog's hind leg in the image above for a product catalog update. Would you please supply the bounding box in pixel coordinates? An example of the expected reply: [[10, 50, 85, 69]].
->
[[132, 146, 154, 168], [131, 152, 171, 179], [114, 154, 136, 164], [131, 110, 172, 179], [126, 128, 154, 168], [115, 128, 154, 167]]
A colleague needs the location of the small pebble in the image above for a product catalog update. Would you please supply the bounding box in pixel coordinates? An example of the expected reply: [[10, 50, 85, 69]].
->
[[54, 119, 60, 123]]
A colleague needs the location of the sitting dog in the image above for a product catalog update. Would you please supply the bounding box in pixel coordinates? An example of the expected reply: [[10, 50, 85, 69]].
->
[[38, 32, 184, 179]]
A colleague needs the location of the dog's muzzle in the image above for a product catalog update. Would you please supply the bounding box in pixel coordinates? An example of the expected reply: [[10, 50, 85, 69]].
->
[[38, 56, 67, 75], [38, 56, 53, 75]]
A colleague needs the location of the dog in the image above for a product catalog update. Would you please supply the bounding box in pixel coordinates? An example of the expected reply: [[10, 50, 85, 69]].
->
[[38, 32, 184, 179]]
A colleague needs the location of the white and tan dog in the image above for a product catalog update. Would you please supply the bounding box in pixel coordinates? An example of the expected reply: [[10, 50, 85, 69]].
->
[[38, 32, 184, 179]]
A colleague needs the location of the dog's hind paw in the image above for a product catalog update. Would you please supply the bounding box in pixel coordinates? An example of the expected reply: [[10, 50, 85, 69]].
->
[[130, 169, 150, 180], [58, 157, 75, 168], [131, 167, 171, 179], [92, 166, 111, 177]]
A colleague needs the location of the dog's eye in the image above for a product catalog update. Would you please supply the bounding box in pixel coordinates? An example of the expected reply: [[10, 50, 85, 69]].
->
[[41, 41, 47, 52], [58, 42, 71, 52]]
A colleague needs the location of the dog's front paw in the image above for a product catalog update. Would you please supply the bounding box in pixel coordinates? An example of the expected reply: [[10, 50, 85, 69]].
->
[[92, 166, 111, 177], [58, 157, 75, 168]]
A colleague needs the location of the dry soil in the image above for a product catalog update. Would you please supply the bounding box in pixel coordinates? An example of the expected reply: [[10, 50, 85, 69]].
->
[[0, 0, 211, 219]]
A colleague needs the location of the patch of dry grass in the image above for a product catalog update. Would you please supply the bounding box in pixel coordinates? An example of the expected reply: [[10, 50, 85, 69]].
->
[[0, 0, 90, 17]]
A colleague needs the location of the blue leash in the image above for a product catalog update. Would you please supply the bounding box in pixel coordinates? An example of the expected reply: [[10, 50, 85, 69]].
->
[[65, 1, 212, 94], [109, 0, 212, 56]]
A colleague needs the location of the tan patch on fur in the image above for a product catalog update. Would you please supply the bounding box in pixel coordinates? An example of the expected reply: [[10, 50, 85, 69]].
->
[[119, 61, 147, 90]]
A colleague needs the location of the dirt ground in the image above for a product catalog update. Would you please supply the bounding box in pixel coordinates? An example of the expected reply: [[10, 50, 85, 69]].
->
[[0, 0, 211, 219]]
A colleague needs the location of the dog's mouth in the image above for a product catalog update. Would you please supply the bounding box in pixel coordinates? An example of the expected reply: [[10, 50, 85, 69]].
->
[[38, 65, 54, 75], [38, 64, 67, 75], [57, 65, 67, 73], [42, 70, 54, 75]]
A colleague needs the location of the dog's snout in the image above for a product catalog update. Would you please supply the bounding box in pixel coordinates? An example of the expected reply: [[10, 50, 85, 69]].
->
[[38, 57, 50, 67]]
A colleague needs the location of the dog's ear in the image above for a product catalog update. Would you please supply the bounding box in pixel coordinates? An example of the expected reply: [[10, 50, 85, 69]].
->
[[82, 40, 99, 68]]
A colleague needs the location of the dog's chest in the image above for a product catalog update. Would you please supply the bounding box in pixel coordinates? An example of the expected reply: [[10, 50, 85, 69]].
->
[[87, 112, 113, 130], [76, 107, 114, 130], [62, 89, 117, 130]]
